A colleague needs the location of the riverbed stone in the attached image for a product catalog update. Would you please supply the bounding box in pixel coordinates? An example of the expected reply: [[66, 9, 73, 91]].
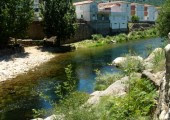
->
[[112, 56, 143, 67], [86, 76, 129, 105]]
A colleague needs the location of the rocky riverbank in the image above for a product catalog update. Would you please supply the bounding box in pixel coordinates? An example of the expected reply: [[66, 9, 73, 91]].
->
[[0, 46, 55, 82]]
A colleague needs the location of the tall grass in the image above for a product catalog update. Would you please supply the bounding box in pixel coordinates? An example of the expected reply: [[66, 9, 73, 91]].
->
[[95, 69, 124, 91], [152, 50, 165, 72], [73, 27, 159, 49]]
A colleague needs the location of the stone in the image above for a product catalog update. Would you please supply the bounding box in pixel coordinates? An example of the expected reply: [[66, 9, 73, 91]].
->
[[31, 118, 43, 120], [86, 76, 129, 105], [44, 115, 57, 120], [159, 110, 167, 120], [145, 48, 164, 63], [142, 70, 165, 87], [112, 56, 143, 67]]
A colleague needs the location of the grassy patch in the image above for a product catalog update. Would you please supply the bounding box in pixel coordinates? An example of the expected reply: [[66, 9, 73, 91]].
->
[[95, 70, 124, 91], [120, 55, 144, 75], [72, 27, 159, 49], [152, 50, 165, 72], [94, 77, 157, 120]]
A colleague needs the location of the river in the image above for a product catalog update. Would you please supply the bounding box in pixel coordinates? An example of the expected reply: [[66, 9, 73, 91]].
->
[[0, 37, 163, 120]]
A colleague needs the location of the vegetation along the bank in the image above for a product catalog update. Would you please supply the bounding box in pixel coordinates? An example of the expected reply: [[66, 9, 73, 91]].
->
[[72, 27, 159, 49], [33, 50, 163, 119]]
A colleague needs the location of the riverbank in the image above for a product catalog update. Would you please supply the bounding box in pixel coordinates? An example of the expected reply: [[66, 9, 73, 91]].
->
[[0, 46, 55, 82], [71, 27, 159, 49], [33, 46, 166, 120]]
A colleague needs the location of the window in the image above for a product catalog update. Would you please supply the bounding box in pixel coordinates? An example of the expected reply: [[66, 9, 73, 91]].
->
[[34, 8, 39, 12], [81, 15, 83, 19], [114, 23, 117, 24]]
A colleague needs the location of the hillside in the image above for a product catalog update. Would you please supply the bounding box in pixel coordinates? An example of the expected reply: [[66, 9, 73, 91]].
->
[[73, 0, 165, 6]]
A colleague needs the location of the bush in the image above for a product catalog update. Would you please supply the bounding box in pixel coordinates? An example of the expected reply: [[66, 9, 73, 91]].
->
[[120, 55, 144, 75], [95, 70, 124, 91], [95, 78, 157, 120], [131, 16, 140, 23], [91, 34, 103, 41], [152, 50, 165, 72]]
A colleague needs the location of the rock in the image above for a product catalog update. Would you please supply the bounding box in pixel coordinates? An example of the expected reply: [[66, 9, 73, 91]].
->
[[142, 70, 165, 87], [145, 48, 164, 63], [112, 56, 143, 67], [86, 76, 129, 105], [44, 115, 57, 120], [112, 57, 126, 67], [159, 110, 167, 120], [31, 118, 43, 120]]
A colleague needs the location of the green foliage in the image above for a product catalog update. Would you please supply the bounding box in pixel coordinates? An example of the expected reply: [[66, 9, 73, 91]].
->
[[95, 78, 157, 120], [42, 0, 77, 46], [55, 64, 76, 99], [92, 34, 103, 41], [152, 50, 165, 72], [73, 27, 159, 49], [120, 55, 144, 75], [157, 0, 170, 37], [131, 15, 140, 23], [95, 70, 124, 90], [0, 0, 34, 48]]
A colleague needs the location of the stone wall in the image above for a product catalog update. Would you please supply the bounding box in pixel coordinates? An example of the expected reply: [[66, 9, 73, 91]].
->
[[155, 33, 170, 120], [27, 22, 93, 44]]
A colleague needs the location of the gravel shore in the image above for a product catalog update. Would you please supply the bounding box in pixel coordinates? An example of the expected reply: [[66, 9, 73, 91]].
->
[[0, 47, 55, 82]]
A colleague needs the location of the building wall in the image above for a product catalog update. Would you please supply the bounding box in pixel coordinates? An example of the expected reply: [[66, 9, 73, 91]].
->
[[75, 2, 98, 21], [136, 4, 145, 21], [110, 12, 128, 30]]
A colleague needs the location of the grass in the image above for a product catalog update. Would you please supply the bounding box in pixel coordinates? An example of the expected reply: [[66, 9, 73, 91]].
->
[[94, 77, 157, 120], [120, 54, 144, 75], [95, 70, 124, 91], [72, 27, 159, 49], [152, 50, 165, 72]]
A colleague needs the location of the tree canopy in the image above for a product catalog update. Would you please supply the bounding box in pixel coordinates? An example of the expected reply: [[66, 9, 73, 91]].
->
[[0, 0, 34, 48], [43, 0, 77, 46], [157, 0, 170, 37]]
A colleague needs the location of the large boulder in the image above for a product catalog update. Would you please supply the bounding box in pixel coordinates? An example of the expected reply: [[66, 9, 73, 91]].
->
[[112, 56, 143, 67], [142, 70, 165, 87], [86, 76, 129, 105], [145, 48, 164, 63]]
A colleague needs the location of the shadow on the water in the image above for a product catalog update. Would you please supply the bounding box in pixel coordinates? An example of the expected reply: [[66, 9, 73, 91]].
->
[[37, 45, 75, 53]]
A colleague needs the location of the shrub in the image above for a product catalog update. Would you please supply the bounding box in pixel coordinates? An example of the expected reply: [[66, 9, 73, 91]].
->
[[152, 50, 165, 72], [131, 16, 140, 23], [95, 70, 124, 91], [91, 34, 103, 41], [95, 78, 157, 120], [120, 55, 144, 75]]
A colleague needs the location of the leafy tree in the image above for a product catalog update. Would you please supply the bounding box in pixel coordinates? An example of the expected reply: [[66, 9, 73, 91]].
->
[[157, 0, 170, 37], [43, 0, 77, 46], [0, 0, 34, 48], [131, 15, 139, 23]]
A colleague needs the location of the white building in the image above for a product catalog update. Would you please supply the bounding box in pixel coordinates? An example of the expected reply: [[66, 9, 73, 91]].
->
[[144, 4, 157, 22], [73, 0, 98, 22], [131, 3, 145, 21], [98, 2, 128, 31], [33, 0, 42, 21], [112, 1, 131, 21]]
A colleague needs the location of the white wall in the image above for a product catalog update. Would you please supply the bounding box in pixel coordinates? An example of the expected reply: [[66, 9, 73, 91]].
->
[[110, 12, 128, 30], [75, 2, 98, 21], [136, 4, 144, 21]]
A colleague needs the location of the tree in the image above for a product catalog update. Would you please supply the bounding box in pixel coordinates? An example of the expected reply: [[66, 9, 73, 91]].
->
[[0, 0, 34, 49], [43, 0, 77, 47], [131, 16, 139, 23], [157, 0, 170, 37]]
